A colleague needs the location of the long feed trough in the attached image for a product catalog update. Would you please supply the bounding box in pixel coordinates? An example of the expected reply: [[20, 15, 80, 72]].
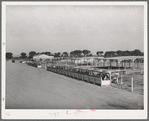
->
[[47, 65, 111, 86]]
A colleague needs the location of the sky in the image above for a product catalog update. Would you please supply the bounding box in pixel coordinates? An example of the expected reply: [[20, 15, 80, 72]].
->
[[6, 5, 144, 56]]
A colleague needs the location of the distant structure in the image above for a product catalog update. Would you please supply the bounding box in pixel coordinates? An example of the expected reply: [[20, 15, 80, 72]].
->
[[51, 56, 144, 69], [33, 54, 54, 61]]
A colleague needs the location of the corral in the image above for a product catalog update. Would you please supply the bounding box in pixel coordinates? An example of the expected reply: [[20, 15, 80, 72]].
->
[[6, 60, 143, 109], [6, 56, 144, 109]]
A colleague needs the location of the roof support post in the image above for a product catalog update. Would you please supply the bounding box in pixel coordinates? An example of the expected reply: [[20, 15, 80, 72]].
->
[[110, 60, 111, 67], [98, 59, 101, 67], [129, 60, 131, 68], [136, 59, 139, 68], [121, 61, 123, 68], [116, 60, 118, 67], [103, 60, 105, 67], [132, 59, 135, 69], [118, 60, 121, 70], [103, 59, 107, 67], [124, 60, 126, 69]]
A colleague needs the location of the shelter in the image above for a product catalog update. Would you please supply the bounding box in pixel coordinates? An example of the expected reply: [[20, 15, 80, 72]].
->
[[70, 56, 144, 68], [71, 57, 104, 66], [51, 56, 144, 69], [98, 56, 144, 68]]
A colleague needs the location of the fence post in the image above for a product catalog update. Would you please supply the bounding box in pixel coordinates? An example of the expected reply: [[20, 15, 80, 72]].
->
[[101, 77, 102, 87], [120, 75, 123, 89], [116, 76, 118, 84], [45, 63, 47, 70], [131, 77, 133, 92]]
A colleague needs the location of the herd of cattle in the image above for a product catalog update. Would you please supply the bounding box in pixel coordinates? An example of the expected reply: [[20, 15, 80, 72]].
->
[[46, 64, 111, 86]]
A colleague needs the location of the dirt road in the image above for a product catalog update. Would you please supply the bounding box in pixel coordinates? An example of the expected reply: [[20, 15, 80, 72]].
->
[[6, 61, 143, 109]]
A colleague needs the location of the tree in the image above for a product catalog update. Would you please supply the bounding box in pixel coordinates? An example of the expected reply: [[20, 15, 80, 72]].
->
[[116, 50, 123, 56], [129, 51, 134, 56], [70, 51, 74, 57], [111, 51, 117, 57], [62, 52, 68, 57], [133, 49, 142, 56], [29, 51, 36, 59], [104, 51, 109, 57], [123, 50, 130, 56], [54, 52, 61, 57], [104, 51, 116, 57], [6, 52, 13, 59], [20, 52, 27, 58], [44, 52, 51, 56], [57, 52, 61, 57], [141, 52, 144, 56], [83, 50, 91, 57], [41, 52, 45, 54], [96, 51, 103, 56], [73, 50, 83, 57]]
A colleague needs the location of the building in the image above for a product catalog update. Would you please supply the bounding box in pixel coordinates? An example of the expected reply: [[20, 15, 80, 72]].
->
[[33, 54, 54, 61]]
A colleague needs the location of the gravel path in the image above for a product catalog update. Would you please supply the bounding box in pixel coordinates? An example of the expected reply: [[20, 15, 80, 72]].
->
[[6, 61, 143, 109]]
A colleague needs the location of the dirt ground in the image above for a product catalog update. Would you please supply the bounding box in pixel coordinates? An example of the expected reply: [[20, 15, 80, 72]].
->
[[6, 60, 143, 109], [110, 63, 144, 95]]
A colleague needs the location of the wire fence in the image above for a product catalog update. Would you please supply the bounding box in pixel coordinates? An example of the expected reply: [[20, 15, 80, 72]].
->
[[29, 59, 144, 95], [111, 70, 144, 95]]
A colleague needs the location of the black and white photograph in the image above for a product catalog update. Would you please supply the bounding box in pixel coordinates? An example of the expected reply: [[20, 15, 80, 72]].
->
[[1, 1, 147, 119]]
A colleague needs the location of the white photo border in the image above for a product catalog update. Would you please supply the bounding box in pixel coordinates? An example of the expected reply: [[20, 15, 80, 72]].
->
[[1, 1, 148, 119]]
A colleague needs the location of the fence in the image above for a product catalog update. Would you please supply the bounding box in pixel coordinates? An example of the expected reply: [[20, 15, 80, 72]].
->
[[111, 70, 143, 95]]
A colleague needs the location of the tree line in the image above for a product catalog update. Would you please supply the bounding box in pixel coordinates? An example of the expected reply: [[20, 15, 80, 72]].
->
[[6, 49, 144, 59], [104, 49, 144, 57]]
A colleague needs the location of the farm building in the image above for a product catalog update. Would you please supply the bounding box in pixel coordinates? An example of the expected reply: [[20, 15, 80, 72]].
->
[[33, 54, 54, 61], [51, 56, 144, 69]]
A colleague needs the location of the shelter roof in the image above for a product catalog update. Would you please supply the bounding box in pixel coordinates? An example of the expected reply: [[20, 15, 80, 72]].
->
[[33, 54, 54, 60], [71, 56, 104, 60], [71, 56, 143, 61], [104, 56, 144, 61]]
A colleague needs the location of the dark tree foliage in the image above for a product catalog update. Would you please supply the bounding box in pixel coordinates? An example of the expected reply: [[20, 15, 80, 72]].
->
[[54, 52, 61, 57], [20, 52, 27, 58], [133, 49, 142, 56], [6, 52, 13, 59], [104, 51, 117, 57], [105, 49, 143, 57], [29, 51, 36, 58], [129, 51, 134, 56], [96, 51, 104, 56], [70, 51, 74, 57], [116, 50, 123, 56], [82, 50, 91, 57], [141, 52, 144, 56], [70, 50, 83, 57], [123, 50, 130, 56], [45, 52, 51, 56], [62, 52, 68, 57], [41, 52, 51, 56]]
